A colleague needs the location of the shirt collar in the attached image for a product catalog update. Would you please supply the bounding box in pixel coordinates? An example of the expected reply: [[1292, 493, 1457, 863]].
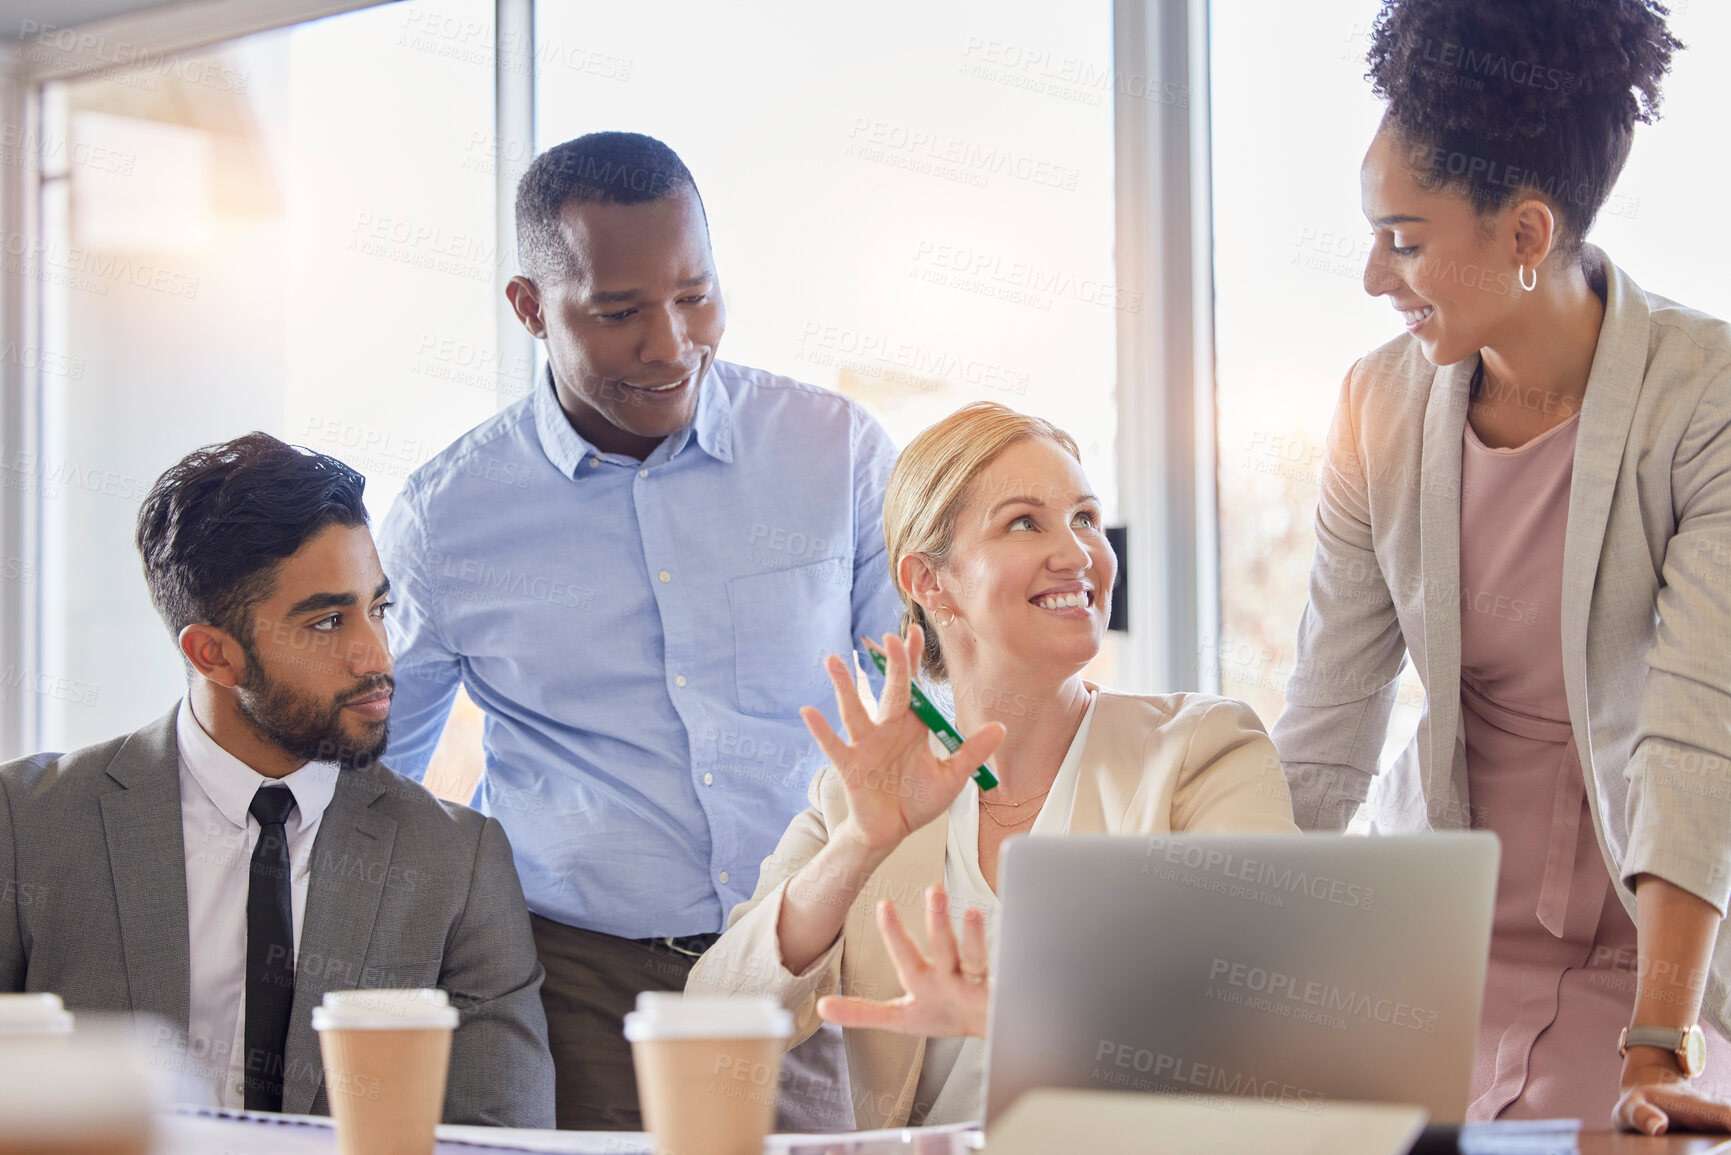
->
[[175, 698, 340, 832], [532, 362, 734, 480], [690, 363, 734, 463]]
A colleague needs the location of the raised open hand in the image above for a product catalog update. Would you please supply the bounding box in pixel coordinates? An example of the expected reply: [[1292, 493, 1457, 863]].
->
[[817, 885, 991, 1039], [800, 625, 1005, 856]]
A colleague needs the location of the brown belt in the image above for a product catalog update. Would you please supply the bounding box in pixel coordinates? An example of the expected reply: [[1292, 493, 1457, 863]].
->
[[634, 932, 723, 959]]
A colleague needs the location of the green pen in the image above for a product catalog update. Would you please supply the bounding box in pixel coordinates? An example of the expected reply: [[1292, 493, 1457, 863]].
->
[[863, 645, 998, 792]]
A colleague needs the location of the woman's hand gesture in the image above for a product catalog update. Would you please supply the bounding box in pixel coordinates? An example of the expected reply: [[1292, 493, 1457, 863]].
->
[[817, 885, 991, 1039], [1614, 1052, 1731, 1134], [801, 626, 1005, 857]]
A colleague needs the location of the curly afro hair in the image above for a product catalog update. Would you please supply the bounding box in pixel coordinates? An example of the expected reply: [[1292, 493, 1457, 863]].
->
[[1366, 0, 1682, 251]]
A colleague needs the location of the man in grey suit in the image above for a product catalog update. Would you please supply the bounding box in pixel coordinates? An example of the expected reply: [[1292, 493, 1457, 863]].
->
[[0, 433, 554, 1126]]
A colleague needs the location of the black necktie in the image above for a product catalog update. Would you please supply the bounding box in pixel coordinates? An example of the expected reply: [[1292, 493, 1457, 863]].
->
[[245, 786, 298, 1112]]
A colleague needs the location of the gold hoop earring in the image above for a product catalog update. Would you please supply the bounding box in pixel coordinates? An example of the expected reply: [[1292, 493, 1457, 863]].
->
[[930, 607, 956, 629], [1519, 264, 1538, 292]]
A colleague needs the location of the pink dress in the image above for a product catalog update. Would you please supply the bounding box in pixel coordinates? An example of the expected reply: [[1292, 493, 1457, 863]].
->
[[1460, 412, 1731, 1121]]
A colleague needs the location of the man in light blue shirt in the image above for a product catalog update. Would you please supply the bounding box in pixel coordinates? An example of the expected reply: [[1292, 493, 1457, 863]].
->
[[376, 132, 900, 1130]]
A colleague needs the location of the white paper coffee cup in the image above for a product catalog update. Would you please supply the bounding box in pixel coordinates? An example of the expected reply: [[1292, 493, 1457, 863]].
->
[[0, 993, 74, 1038], [0, 1022, 155, 1155]]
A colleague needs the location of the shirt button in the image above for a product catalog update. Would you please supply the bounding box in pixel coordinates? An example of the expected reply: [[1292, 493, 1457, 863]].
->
[[703, 773, 714, 786], [658, 570, 671, 583], [588, 458, 600, 468], [638, 468, 649, 478], [719, 870, 730, 885], [675, 674, 687, 687]]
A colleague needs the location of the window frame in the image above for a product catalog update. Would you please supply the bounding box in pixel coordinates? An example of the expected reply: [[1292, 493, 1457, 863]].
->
[[1113, 0, 1219, 695]]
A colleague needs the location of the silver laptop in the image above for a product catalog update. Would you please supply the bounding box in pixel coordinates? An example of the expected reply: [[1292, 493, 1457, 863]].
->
[[983, 833, 1499, 1124]]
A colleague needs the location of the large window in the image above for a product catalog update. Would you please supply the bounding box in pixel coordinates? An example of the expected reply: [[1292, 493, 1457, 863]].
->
[[534, 3, 1119, 484], [21, 0, 1724, 777], [34, 0, 498, 753], [18, 0, 1121, 777], [535, 0, 1122, 711], [1212, 0, 1731, 765]]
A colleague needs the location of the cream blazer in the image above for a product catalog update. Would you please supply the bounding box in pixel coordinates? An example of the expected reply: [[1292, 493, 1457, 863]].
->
[[686, 690, 1298, 1129], [1272, 245, 1731, 1034]]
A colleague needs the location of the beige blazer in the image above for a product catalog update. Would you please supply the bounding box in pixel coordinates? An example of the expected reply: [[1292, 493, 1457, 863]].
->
[[1272, 245, 1731, 1034], [686, 689, 1297, 1128]]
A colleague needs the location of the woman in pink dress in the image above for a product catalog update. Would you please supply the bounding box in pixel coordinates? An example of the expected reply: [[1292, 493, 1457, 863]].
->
[[1273, 0, 1731, 1135]]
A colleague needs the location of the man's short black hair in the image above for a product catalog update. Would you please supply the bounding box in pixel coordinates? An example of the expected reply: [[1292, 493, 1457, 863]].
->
[[514, 131, 702, 283], [136, 432, 369, 645]]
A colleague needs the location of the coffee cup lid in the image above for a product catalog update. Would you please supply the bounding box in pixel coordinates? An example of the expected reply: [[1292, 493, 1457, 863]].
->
[[311, 988, 459, 1031], [0, 993, 74, 1036], [623, 993, 793, 1041]]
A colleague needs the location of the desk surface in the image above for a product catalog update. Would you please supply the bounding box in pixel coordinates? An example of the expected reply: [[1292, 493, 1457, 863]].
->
[[1580, 1139, 1730, 1154], [156, 1112, 980, 1155], [154, 1112, 1731, 1154]]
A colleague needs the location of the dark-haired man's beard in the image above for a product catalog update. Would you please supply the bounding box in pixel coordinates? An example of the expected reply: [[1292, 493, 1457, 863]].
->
[[235, 661, 393, 771]]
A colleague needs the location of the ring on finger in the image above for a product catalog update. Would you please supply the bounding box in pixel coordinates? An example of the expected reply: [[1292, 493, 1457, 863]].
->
[[960, 968, 987, 984]]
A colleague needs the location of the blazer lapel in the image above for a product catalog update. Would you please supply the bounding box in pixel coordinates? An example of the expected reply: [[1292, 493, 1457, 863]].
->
[[97, 708, 193, 1031], [1064, 690, 1132, 834], [280, 767, 395, 1115], [1419, 358, 1473, 825], [1561, 250, 1650, 758]]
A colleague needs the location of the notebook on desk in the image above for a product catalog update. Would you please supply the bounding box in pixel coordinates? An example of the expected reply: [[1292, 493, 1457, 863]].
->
[[982, 833, 1500, 1126]]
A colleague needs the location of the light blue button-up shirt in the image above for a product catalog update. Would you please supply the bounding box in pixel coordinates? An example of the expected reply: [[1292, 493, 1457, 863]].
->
[[375, 361, 901, 938]]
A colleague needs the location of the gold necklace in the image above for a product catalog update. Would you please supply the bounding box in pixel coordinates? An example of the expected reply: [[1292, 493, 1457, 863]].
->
[[979, 802, 1043, 828], [978, 785, 1052, 828], [980, 785, 1051, 808]]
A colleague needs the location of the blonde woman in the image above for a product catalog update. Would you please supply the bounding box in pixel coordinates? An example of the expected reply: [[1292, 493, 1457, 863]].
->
[[687, 403, 1297, 1127]]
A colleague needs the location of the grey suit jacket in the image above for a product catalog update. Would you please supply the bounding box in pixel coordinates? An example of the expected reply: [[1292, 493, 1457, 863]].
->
[[1272, 245, 1731, 1035], [0, 706, 555, 1127]]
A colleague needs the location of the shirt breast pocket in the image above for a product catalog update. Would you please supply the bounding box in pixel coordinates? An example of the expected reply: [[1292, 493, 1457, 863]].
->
[[728, 557, 856, 719]]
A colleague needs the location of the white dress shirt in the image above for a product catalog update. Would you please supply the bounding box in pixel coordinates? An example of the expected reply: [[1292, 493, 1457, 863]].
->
[[175, 699, 340, 1108], [910, 690, 1099, 1126]]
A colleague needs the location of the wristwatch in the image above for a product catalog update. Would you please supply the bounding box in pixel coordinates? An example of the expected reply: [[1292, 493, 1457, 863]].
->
[[1619, 1023, 1707, 1078]]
